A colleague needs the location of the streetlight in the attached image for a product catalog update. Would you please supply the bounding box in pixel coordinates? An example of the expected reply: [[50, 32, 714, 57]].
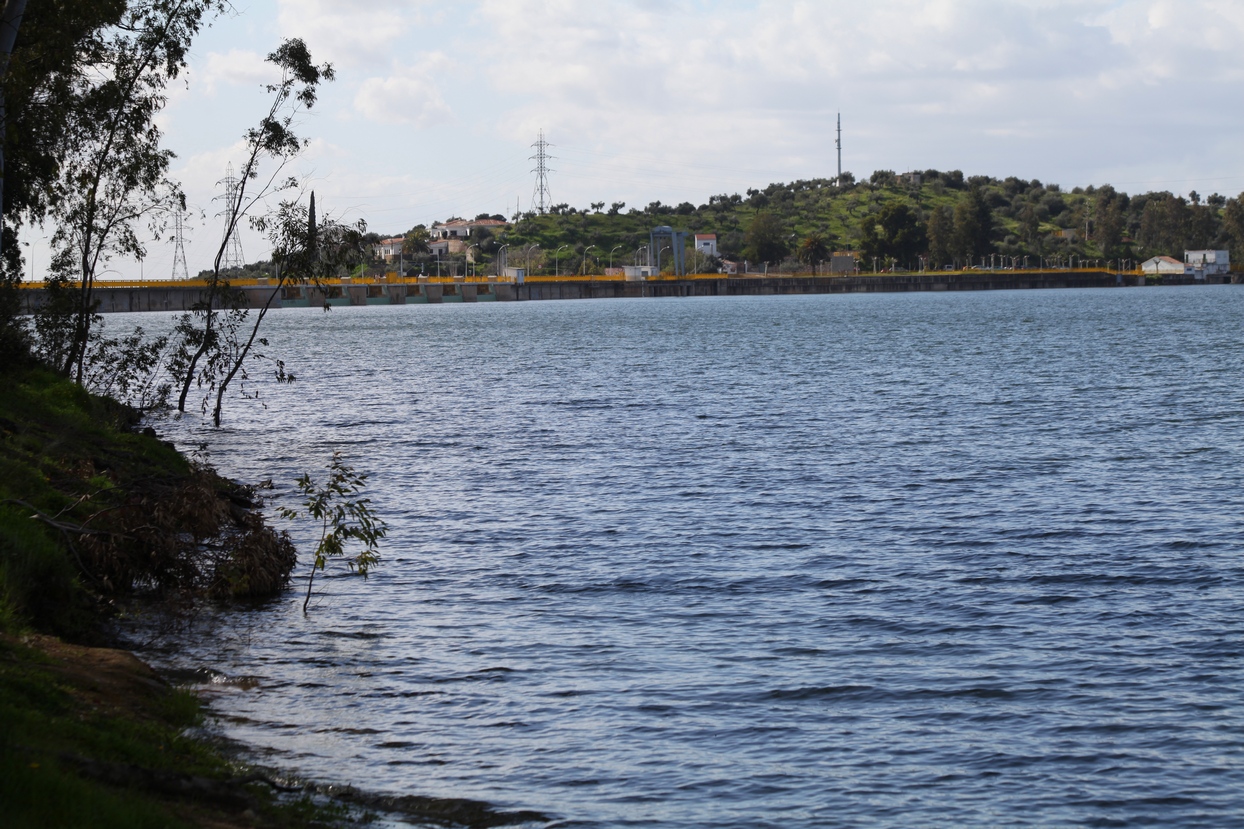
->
[[525, 244, 539, 273], [609, 245, 622, 271], [466, 244, 479, 278], [581, 245, 597, 277], [635, 246, 646, 267], [657, 245, 671, 274], [554, 244, 568, 276], [497, 244, 510, 278]]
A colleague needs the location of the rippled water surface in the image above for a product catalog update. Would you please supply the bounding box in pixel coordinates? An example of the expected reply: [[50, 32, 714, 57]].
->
[[130, 287, 1244, 827]]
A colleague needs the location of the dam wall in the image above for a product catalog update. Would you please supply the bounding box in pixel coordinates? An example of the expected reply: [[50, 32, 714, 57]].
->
[[20, 270, 1232, 314]]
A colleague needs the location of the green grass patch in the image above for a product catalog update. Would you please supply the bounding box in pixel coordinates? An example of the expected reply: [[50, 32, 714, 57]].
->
[[0, 636, 358, 828], [0, 750, 191, 829]]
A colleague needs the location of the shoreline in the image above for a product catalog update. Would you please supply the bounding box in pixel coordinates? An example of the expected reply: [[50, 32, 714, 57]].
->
[[3, 630, 549, 828], [0, 365, 548, 828]]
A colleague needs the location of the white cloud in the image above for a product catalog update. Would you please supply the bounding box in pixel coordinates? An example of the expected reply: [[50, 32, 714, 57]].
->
[[354, 59, 454, 128], [275, 0, 436, 69], [199, 49, 278, 95], [457, 0, 1244, 202]]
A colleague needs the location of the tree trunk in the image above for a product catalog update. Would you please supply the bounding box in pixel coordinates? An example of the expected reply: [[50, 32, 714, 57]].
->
[[176, 286, 217, 411], [0, 0, 29, 258], [212, 268, 283, 427]]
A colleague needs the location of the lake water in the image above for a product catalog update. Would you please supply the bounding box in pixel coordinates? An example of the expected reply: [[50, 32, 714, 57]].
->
[[129, 287, 1244, 827]]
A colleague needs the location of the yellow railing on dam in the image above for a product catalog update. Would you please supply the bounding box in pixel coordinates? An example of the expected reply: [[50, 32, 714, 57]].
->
[[19, 267, 1146, 289]]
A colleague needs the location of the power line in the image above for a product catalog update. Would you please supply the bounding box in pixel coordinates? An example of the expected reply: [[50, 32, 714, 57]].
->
[[530, 129, 554, 214]]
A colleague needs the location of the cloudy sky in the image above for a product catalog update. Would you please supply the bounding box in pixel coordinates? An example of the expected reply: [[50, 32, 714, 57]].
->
[[41, 0, 1244, 281]]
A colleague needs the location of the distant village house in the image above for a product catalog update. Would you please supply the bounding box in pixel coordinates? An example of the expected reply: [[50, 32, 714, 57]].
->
[[373, 237, 405, 263], [432, 218, 508, 240]]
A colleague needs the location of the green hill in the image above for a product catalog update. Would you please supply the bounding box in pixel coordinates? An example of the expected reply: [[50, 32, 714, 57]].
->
[[386, 171, 1244, 276]]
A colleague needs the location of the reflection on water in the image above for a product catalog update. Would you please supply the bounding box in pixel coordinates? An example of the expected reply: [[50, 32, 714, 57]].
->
[[127, 288, 1244, 827]]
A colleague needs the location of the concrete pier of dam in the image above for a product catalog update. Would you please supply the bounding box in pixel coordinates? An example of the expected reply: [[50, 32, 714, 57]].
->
[[18, 270, 1237, 314]]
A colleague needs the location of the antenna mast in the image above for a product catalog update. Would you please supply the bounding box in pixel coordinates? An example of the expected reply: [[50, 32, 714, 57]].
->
[[216, 163, 245, 270], [171, 210, 190, 280], [836, 113, 842, 186], [530, 130, 554, 214]]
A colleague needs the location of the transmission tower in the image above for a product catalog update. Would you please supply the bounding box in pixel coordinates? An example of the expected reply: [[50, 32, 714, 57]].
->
[[530, 129, 554, 214], [215, 163, 245, 270], [171, 210, 190, 280]]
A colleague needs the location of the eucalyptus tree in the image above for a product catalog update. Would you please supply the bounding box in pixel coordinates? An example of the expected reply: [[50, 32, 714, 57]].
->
[[1223, 194, 1244, 266], [172, 37, 334, 415], [951, 186, 993, 263], [745, 211, 788, 264], [860, 202, 926, 270], [926, 205, 954, 268], [0, 0, 29, 260], [0, 0, 27, 361], [0, 0, 130, 363], [43, 0, 228, 384]]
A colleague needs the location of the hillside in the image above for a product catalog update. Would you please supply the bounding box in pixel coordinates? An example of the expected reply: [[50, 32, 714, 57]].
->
[[378, 171, 1244, 276]]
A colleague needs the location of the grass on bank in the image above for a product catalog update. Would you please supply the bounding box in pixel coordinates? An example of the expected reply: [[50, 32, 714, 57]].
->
[[0, 633, 355, 828], [0, 365, 357, 827], [0, 365, 188, 638]]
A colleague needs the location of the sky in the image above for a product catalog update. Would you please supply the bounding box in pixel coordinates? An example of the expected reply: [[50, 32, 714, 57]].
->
[[27, 0, 1244, 282]]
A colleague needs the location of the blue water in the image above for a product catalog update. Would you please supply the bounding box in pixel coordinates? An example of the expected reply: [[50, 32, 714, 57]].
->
[[135, 287, 1244, 827]]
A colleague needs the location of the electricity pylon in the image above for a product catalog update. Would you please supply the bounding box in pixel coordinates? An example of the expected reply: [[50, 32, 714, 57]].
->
[[171, 210, 190, 280], [530, 130, 554, 214], [216, 163, 245, 270]]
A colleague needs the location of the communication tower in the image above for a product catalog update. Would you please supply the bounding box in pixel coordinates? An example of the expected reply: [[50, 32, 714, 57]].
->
[[171, 210, 190, 280], [216, 163, 245, 270], [836, 113, 842, 186], [530, 130, 554, 214]]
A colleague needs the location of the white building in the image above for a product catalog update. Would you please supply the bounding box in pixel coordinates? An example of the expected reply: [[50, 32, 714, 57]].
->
[[433, 220, 472, 240], [1184, 249, 1230, 278], [1141, 255, 1184, 275], [373, 237, 405, 262], [622, 265, 657, 280], [694, 234, 717, 257], [432, 218, 509, 240]]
